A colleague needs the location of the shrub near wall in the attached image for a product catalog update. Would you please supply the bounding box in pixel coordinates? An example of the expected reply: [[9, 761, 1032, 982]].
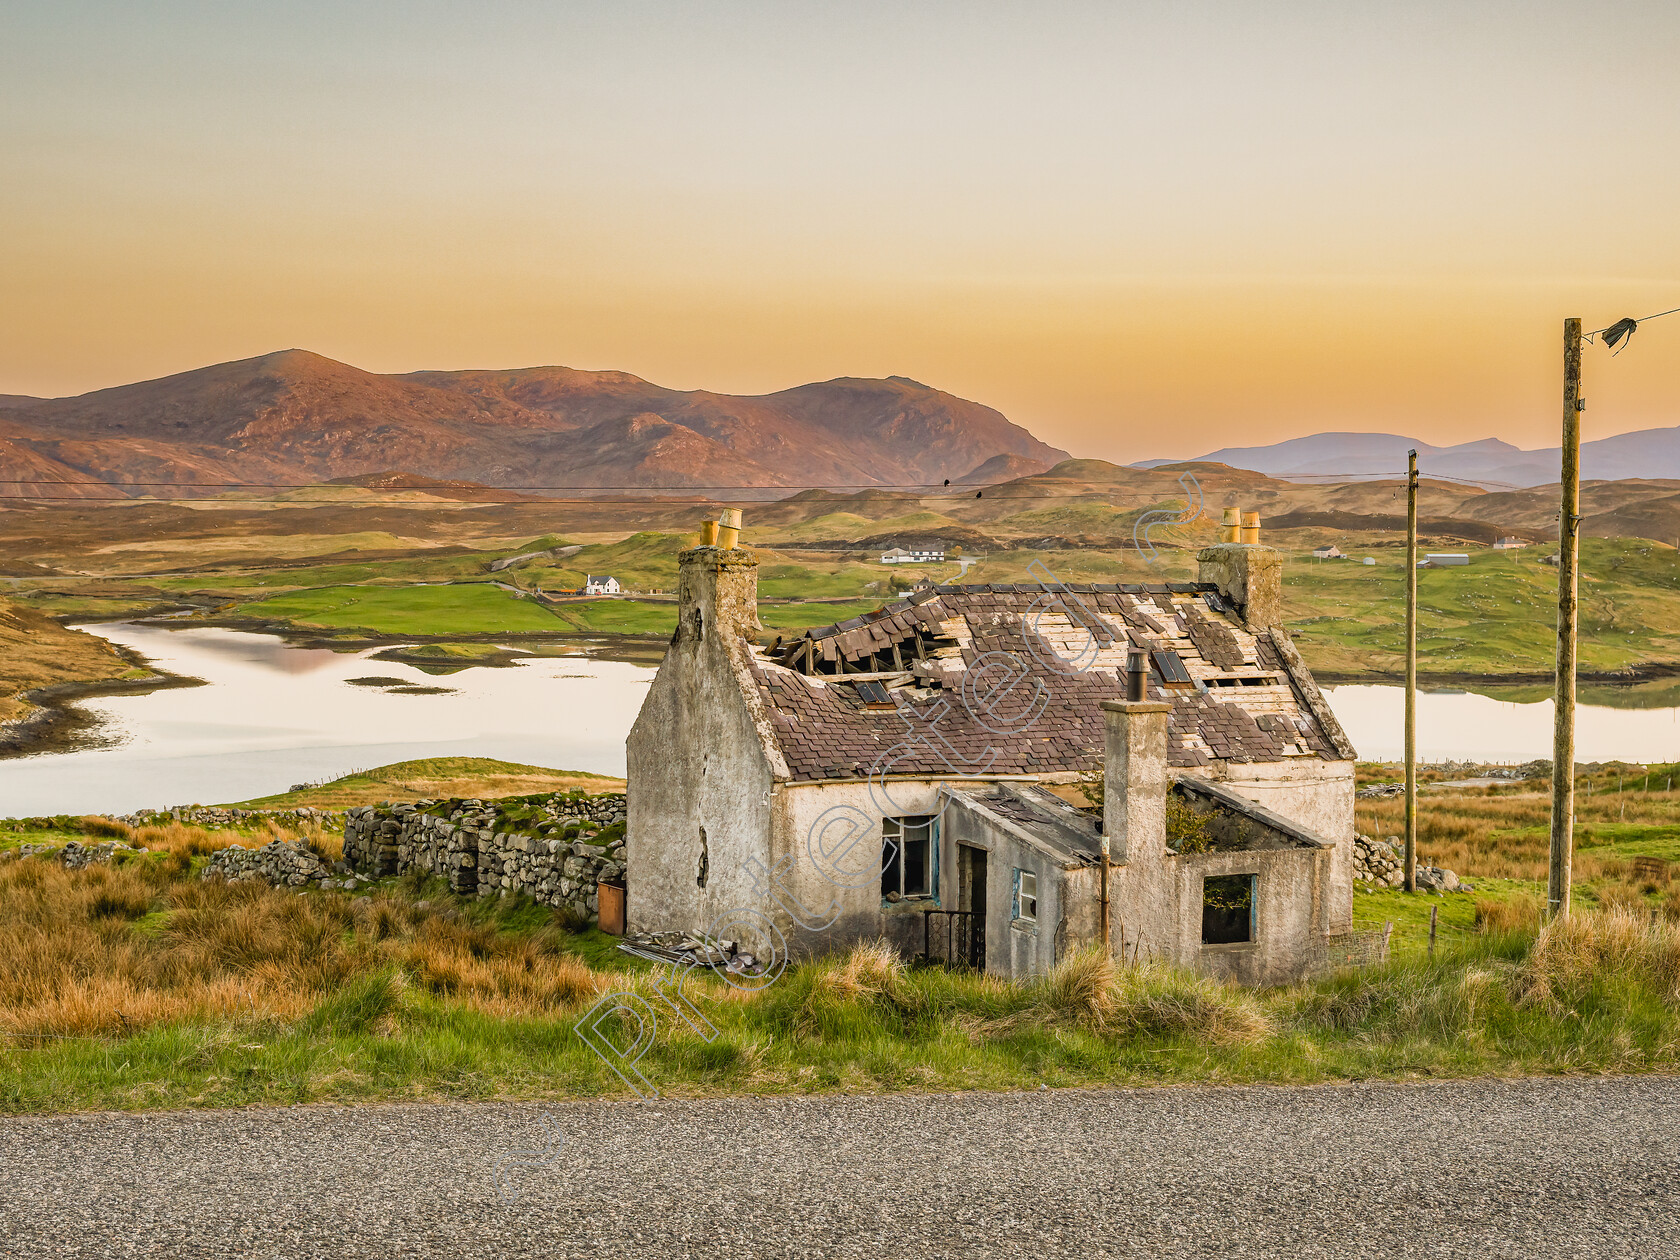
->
[[342, 792, 626, 922]]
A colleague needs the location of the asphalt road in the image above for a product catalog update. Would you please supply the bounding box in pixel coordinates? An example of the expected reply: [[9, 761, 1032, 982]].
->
[[3, 1076, 1677, 1259]]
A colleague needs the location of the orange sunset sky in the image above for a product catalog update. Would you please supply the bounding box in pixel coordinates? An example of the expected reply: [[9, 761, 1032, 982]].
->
[[4, 2, 1679, 463]]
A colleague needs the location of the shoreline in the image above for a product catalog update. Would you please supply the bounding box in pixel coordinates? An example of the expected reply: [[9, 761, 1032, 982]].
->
[[0, 636, 205, 760]]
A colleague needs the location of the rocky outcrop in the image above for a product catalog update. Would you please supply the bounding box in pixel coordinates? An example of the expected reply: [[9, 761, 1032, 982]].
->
[[341, 792, 627, 922]]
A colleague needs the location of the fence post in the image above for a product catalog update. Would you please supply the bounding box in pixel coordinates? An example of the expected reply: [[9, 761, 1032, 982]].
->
[[1428, 904, 1439, 961]]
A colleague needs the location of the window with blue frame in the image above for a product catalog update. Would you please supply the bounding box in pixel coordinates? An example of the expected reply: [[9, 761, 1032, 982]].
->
[[1012, 868, 1038, 923]]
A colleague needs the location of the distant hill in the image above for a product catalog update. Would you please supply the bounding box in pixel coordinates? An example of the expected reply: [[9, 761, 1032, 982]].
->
[[1142, 429, 1680, 488], [0, 351, 1070, 496]]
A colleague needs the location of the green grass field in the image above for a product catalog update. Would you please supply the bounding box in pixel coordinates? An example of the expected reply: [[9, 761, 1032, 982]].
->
[[40, 521, 1680, 682], [1283, 537, 1680, 677], [237, 583, 568, 635]]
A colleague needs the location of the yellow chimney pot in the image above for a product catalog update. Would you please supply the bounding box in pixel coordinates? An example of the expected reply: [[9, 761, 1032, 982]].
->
[[699, 519, 718, 546], [1221, 506, 1241, 544], [1240, 511, 1261, 545], [717, 507, 743, 550]]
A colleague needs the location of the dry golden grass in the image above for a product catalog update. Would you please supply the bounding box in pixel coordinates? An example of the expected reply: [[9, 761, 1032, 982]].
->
[[70, 818, 345, 864], [968, 948, 1272, 1046], [1523, 908, 1680, 1006], [1475, 895, 1543, 934], [0, 856, 602, 1040], [241, 759, 625, 810], [806, 940, 906, 1003], [0, 599, 135, 724], [1356, 788, 1680, 883]]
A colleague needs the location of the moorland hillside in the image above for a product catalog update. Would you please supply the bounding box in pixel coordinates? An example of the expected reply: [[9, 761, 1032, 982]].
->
[[0, 351, 1068, 494]]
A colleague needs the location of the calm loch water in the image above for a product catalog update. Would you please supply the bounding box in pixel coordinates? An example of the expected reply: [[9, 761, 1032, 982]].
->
[[3, 623, 1679, 817], [0, 623, 656, 817]]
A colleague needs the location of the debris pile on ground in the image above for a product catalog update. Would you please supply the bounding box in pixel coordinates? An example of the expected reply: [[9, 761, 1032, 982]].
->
[[1353, 834, 1405, 886], [618, 930, 769, 978]]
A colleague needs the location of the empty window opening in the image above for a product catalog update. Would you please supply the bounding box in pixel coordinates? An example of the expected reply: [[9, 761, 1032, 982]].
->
[[1013, 869, 1038, 923], [881, 815, 934, 900], [1202, 874, 1254, 944], [696, 826, 709, 889]]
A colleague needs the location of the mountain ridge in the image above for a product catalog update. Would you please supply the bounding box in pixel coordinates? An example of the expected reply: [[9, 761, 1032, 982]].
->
[[1143, 427, 1680, 487], [0, 350, 1070, 496]]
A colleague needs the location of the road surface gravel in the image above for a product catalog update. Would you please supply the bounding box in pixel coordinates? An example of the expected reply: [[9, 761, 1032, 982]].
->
[[2, 1075, 1677, 1258]]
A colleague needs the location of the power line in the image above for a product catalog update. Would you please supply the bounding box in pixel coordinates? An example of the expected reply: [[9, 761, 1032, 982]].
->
[[1587, 305, 1680, 340]]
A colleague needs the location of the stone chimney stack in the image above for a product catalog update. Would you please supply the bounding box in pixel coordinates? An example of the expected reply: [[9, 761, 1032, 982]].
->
[[1100, 698, 1170, 864], [677, 514, 760, 647], [1197, 511, 1282, 630]]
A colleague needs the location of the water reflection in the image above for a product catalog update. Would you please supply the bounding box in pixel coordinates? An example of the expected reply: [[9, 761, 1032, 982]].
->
[[8, 621, 1680, 817], [0, 624, 656, 817], [1324, 684, 1680, 764]]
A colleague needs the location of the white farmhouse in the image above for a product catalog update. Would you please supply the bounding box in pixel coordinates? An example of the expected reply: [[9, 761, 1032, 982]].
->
[[880, 543, 946, 564], [584, 575, 621, 595]]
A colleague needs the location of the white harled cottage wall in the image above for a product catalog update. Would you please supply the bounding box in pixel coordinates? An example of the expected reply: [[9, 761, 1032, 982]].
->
[[626, 548, 783, 939]]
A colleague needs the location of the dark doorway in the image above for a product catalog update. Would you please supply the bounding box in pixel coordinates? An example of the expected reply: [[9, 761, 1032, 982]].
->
[[958, 844, 988, 920], [1202, 874, 1255, 945]]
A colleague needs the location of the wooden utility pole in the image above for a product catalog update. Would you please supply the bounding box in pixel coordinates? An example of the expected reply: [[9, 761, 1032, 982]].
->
[[1550, 317, 1584, 919], [1404, 448, 1418, 894]]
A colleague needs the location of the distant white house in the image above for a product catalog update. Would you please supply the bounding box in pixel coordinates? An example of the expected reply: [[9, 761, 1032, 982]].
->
[[1311, 544, 1346, 560], [584, 575, 621, 595], [880, 544, 946, 564], [1419, 553, 1470, 568], [1492, 537, 1530, 550]]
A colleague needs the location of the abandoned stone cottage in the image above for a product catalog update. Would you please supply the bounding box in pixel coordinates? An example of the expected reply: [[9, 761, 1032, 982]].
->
[[626, 523, 1359, 985]]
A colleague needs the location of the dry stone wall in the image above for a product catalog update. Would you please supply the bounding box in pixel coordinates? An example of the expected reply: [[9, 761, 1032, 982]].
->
[[118, 805, 339, 830], [342, 792, 627, 922], [201, 838, 372, 889]]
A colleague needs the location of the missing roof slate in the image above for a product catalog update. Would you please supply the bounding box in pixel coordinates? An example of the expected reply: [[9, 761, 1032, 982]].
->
[[853, 680, 894, 708], [1151, 648, 1195, 687]]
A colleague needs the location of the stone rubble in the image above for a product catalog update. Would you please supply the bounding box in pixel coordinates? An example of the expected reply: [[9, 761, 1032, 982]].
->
[[341, 792, 627, 924], [1352, 834, 1470, 893], [1353, 834, 1405, 887]]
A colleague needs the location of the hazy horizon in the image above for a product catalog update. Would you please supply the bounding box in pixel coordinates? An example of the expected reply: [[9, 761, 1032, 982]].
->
[[6, 1, 1678, 462]]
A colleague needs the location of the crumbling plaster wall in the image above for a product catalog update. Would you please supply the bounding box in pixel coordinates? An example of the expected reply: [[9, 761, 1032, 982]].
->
[[626, 548, 781, 938], [1169, 846, 1334, 986], [1204, 759, 1353, 932]]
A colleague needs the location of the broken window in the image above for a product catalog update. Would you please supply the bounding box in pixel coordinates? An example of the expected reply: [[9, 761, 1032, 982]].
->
[[1202, 874, 1255, 945], [881, 815, 934, 901], [1013, 869, 1038, 923]]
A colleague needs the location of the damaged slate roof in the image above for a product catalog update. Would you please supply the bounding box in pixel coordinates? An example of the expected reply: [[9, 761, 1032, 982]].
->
[[940, 782, 1106, 866], [746, 582, 1357, 784]]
